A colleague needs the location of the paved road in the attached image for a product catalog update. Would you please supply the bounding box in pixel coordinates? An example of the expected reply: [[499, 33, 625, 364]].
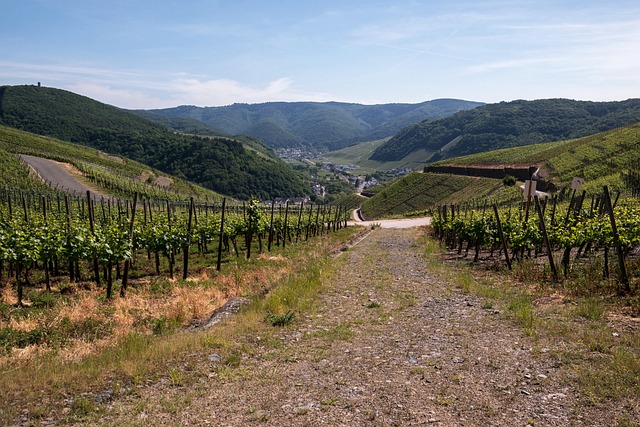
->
[[20, 154, 109, 198], [349, 208, 431, 228]]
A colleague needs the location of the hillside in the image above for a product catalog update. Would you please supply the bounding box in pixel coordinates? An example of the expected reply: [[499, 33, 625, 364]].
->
[[431, 121, 640, 193], [146, 99, 484, 151], [0, 85, 308, 200], [360, 122, 640, 218], [132, 110, 226, 137], [359, 172, 520, 219], [0, 125, 223, 200], [371, 98, 640, 163]]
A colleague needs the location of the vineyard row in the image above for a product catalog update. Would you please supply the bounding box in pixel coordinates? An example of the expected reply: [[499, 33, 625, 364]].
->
[[431, 186, 640, 294], [0, 190, 350, 305]]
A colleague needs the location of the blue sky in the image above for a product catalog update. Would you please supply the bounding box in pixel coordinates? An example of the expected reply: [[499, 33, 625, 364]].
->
[[2, 0, 640, 109]]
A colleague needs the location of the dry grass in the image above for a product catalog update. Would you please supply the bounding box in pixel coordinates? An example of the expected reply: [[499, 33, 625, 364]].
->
[[0, 257, 292, 366], [0, 228, 357, 424]]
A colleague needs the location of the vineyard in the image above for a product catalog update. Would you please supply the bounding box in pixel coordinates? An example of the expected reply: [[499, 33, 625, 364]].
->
[[0, 189, 349, 306], [431, 187, 640, 297], [359, 172, 522, 220]]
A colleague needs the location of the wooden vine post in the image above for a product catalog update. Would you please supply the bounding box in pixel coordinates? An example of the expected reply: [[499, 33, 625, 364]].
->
[[183, 197, 194, 279], [493, 204, 511, 270], [534, 195, 557, 280], [282, 201, 289, 248], [305, 203, 313, 241], [602, 186, 630, 293], [314, 203, 321, 237], [166, 200, 175, 278], [87, 191, 101, 285], [268, 200, 275, 251], [295, 201, 304, 243], [41, 196, 51, 292], [216, 198, 226, 271], [64, 195, 75, 283], [246, 202, 253, 260], [120, 192, 138, 297]]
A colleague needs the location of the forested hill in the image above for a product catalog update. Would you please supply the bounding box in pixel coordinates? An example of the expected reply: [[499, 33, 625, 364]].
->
[[370, 98, 640, 162], [146, 99, 484, 151], [0, 85, 308, 200]]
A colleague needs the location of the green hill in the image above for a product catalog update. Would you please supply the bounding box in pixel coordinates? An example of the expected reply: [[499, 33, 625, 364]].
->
[[147, 99, 483, 151], [359, 172, 519, 219], [432, 121, 640, 193], [131, 110, 226, 137], [0, 125, 222, 200], [360, 122, 640, 219], [371, 98, 640, 163], [0, 85, 308, 200]]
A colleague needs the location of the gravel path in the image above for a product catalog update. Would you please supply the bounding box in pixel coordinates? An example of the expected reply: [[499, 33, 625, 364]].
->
[[349, 208, 431, 228], [19, 154, 109, 198], [89, 228, 599, 426]]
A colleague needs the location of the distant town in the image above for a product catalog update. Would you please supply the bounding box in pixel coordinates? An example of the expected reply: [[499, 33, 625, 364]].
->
[[276, 147, 415, 200]]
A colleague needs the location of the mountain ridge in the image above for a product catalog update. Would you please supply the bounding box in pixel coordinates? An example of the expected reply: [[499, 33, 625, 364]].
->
[[370, 98, 640, 163], [145, 99, 484, 151]]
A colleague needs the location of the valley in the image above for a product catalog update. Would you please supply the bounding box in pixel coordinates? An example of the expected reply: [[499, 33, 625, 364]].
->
[[0, 85, 639, 426]]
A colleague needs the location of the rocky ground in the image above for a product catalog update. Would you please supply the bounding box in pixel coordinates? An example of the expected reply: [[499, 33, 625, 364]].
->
[[60, 227, 626, 426]]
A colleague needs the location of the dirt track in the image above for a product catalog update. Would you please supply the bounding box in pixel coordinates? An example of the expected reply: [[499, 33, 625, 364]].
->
[[350, 208, 431, 229], [19, 154, 108, 198], [83, 228, 612, 427]]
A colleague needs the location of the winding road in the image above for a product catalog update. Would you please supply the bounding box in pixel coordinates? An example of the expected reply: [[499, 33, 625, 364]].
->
[[19, 154, 109, 199]]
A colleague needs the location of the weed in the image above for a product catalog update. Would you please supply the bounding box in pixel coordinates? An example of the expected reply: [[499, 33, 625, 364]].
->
[[266, 310, 295, 327], [366, 301, 381, 308], [27, 290, 60, 308], [70, 397, 96, 419], [152, 316, 179, 336], [397, 292, 417, 309], [313, 323, 354, 342], [507, 294, 537, 336], [456, 272, 476, 292], [365, 408, 376, 421], [148, 278, 173, 296], [435, 395, 452, 406], [575, 298, 605, 320], [295, 406, 309, 415], [320, 397, 339, 407], [160, 394, 192, 414], [571, 255, 609, 294], [250, 409, 270, 422], [224, 352, 242, 367], [513, 258, 544, 284], [167, 368, 184, 386]]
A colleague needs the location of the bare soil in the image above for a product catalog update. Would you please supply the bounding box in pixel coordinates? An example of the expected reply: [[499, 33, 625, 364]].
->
[[55, 227, 632, 427]]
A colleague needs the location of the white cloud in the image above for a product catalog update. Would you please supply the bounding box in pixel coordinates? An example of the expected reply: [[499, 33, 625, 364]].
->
[[68, 77, 336, 109], [65, 82, 170, 109], [170, 77, 319, 106], [0, 60, 337, 108]]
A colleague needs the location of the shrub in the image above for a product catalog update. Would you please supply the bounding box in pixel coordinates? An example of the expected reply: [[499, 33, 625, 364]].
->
[[503, 175, 517, 186]]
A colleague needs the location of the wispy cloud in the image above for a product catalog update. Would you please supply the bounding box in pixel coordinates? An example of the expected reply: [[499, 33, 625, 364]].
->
[[168, 77, 334, 107], [71, 77, 337, 109], [0, 60, 337, 108]]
